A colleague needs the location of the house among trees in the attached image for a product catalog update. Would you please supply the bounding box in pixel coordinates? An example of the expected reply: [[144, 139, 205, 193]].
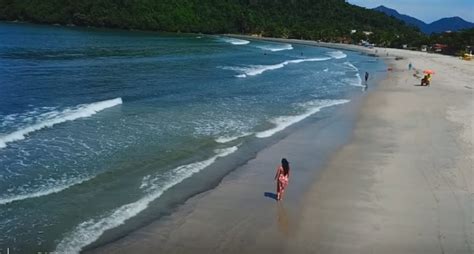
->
[[433, 43, 448, 52]]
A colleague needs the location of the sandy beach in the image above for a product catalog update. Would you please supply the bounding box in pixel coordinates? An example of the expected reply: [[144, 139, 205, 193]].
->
[[87, 42, 473, 254]]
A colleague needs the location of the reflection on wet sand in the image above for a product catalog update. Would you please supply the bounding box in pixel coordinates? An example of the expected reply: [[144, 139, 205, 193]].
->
[[277, 202, 290, 236]]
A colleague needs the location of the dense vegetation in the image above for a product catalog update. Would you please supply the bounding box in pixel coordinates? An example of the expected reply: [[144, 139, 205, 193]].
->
[[1, 0, 471, 54], [424, 29, 474, 55], [0, 0, 423, 47]]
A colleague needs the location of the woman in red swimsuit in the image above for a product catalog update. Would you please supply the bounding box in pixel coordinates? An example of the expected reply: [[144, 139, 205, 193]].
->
[[275, 158, 290, 201]]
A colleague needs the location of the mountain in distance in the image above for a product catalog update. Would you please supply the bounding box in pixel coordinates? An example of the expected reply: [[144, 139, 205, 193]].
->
[[428, 17, 474, 34], [373, 5, 474, 34], [373, 5, 426, 31]]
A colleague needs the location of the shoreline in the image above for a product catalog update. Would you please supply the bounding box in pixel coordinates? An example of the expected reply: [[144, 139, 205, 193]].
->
[[288, 48, 473, 253], [87, 39, 473, 253], [84, 40, 386, 253], [227, 34, 378, 56]]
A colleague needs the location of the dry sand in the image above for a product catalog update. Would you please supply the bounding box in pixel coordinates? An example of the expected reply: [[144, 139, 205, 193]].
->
[[88, 44, 473, 254], [289, 48, 473, 254]]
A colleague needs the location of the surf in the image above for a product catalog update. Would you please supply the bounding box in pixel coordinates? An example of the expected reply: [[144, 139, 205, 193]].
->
[[55, 146, 238, 254], [256, 43, 293, 52], [341, 62, 364, 87], [221, 57, 331, 78], [220, 37, 250, 45], [0, 176, 91, 205], [0, 98, 122, 149], [255, 99, 350, 138], [215, 132, 253, 143], [327, 50, 347, 59]]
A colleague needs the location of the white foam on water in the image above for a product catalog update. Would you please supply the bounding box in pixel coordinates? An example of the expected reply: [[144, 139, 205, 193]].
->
[[220, 37, 250, 45], [220, 57, 331, 78], [343, 61, 359, 72], [55, 146, 238, 254], [221, 63, 285, 78], [0, 98, 122, 149], [256, 43, 293, 52], [351, 73, 364, 87], [343, 73, 364, 88], [327, 50, 347, 59], [340, 61, 364, 87], [215, 132, 252, 143], [255, 99, 350, 138], [0, 176, 91, 205]]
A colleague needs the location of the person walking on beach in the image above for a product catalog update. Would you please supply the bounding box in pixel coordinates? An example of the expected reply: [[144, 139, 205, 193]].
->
[[408, 63, 412, 71], [275, 158, 290, 201], [365, 71, 369, 84]]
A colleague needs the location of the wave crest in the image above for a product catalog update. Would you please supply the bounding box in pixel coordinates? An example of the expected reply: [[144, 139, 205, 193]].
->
[[256, 99, 350, 138], [0, 176, 91, 205], [328, 51, 347, 59], [220, 37, 250, 45], [221, 57, 331, 78], [0, 98, 122, 149], [256, 43, 293, 52]]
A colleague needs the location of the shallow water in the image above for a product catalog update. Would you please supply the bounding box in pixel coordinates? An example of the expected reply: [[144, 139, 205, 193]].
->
[[0, 22, 385, 253]]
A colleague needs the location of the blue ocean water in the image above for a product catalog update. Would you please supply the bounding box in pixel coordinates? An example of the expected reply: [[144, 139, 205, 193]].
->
[[0, 22, 384, 253]]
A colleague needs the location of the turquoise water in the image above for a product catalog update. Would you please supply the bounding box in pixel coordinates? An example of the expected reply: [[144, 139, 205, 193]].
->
[[0, 23, 385, 253]]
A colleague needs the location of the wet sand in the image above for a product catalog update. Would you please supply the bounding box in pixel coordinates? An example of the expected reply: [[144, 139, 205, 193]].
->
[[87, 43, 473, 253]]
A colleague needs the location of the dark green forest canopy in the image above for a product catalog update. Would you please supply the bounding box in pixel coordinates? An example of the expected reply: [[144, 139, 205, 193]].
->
[[0, 0, 425, 46]]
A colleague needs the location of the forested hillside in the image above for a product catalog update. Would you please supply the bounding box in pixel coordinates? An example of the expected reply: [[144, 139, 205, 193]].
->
[[0, 0, 423, 47]]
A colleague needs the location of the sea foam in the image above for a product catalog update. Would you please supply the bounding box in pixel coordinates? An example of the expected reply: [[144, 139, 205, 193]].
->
[[55, 146, 238, 254], [0, 98, 122, 149], [256, 43, 293, 52], [220, 37, 250, 45], [342, 62, 364, 87], [0, 176, 91, 205], [351, 73, 364, 87], [328, 50, 347, 59], [255, 99, 350, 138], [343, 61, 359, 71], [215, 132, 252, 143], [221, 57, 331, 78]]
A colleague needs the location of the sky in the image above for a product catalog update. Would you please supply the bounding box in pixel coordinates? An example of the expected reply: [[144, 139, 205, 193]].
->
[[348, 0, 474, 24]]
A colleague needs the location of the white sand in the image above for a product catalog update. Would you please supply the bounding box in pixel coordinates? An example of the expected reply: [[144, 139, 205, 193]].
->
[[290, 48, 474, 254]]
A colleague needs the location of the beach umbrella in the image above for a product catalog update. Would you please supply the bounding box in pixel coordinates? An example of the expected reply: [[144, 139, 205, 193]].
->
[[423, 69, 435, 74]]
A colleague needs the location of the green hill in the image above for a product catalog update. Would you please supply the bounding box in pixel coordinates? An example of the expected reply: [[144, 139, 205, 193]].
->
[[0, 0, 423, 47]]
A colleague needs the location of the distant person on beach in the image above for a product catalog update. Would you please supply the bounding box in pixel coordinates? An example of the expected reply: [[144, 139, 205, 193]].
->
[[365, 72, 369, 84], [408, 63, 412, 70], [421, 73, 431, 86], [275, 158, 290, 201]]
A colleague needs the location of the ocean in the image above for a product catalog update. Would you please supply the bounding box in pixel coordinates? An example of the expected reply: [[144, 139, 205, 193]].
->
[[0, 22, 385, 253]]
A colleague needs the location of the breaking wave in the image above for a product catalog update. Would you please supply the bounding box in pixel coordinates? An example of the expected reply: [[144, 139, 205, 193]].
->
[[0, 98, 122, 149], [256, 99, 350, 138]]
